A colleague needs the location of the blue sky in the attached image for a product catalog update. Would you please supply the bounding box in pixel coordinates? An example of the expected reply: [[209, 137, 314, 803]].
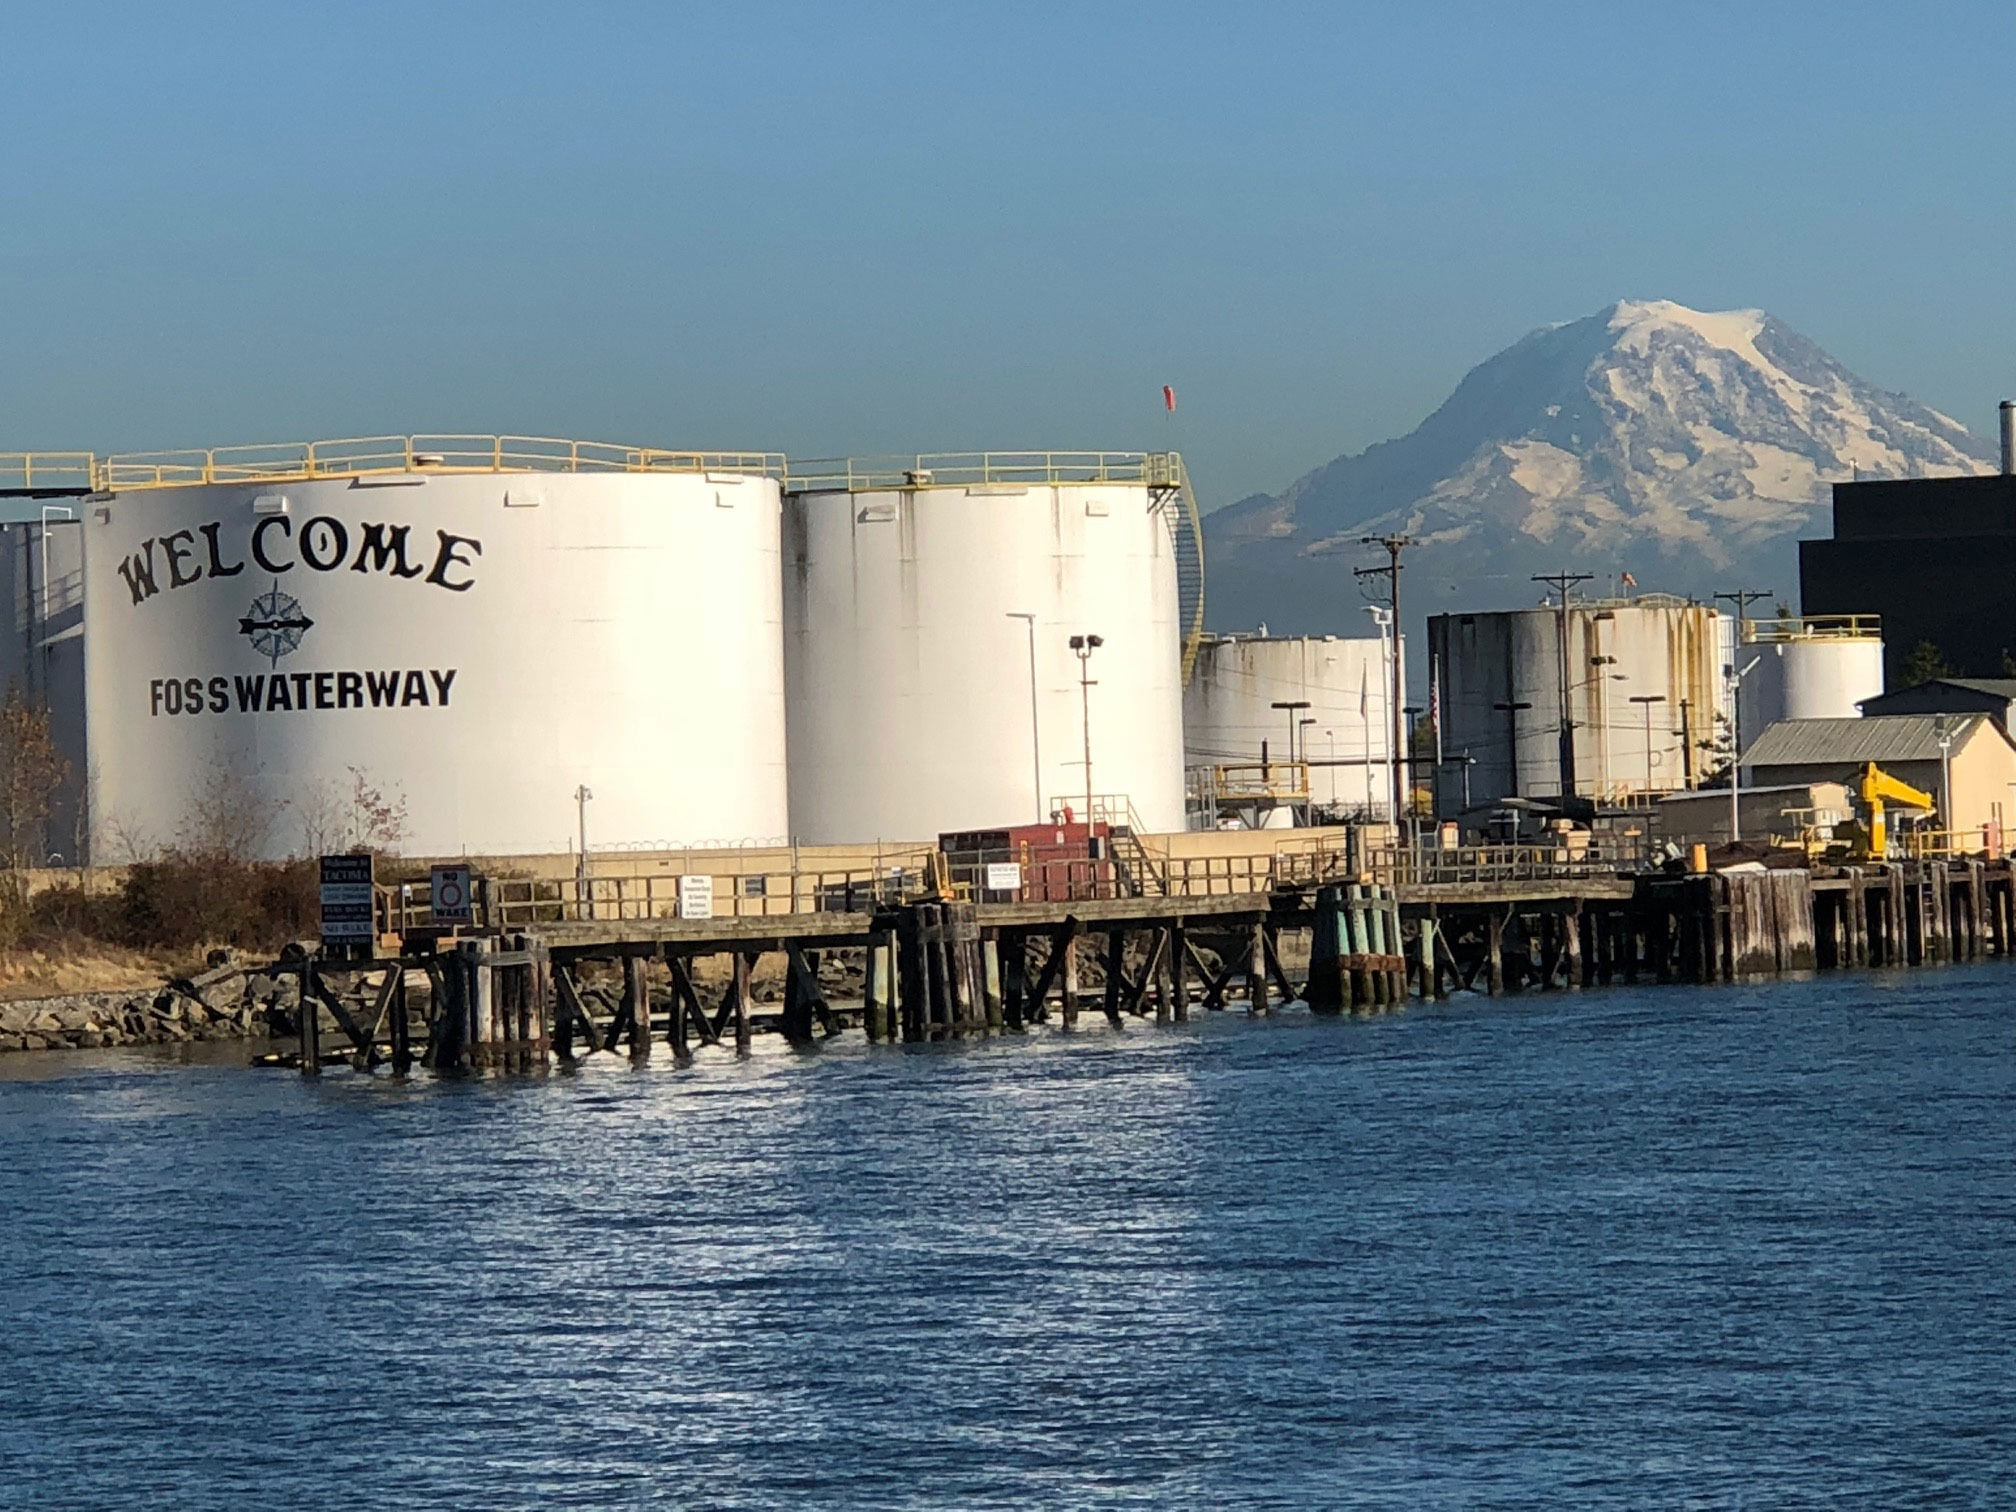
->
[[4, 0, 2010, 507]]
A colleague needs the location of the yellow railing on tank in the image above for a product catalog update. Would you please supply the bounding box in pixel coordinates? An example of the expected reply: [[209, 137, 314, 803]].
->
[[7, 437, 785, 492], [0, 453, 96, 492], [785, 451, 1186, 492], [1741, 614, 1882, 643]]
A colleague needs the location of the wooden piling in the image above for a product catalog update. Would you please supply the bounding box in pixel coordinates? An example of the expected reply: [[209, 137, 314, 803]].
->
[[1103, 929, 1127, 1028], [731, 951, 752, 1053], [1061, 930, 1081, 1029], [781, 947, 817, 1046], [865, 934, 894, 1042], [298, 962, 322, 1074], [1418, 912, 1439, 1001], [982, 937, 1004, 1031], [623, 953, 651, 1061], [1000, 932, 1026, 1030]]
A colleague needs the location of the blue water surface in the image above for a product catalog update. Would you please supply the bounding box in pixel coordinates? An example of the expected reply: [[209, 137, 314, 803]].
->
[[2, 968, 2012, 1509]]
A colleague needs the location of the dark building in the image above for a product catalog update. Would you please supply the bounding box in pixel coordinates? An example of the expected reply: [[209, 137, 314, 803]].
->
[[1858, 677, 2016, 729], [1801, 470, 2016, 684]]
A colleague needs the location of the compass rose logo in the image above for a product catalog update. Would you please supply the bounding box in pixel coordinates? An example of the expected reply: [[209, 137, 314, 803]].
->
[[238, 581, 314, 666]]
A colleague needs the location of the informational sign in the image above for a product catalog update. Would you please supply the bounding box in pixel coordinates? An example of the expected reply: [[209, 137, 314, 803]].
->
[[677, 874, 714, 920], [985, 862, 1024, 893], [319, 854, 376, 944], [430, 864, 473, 925]]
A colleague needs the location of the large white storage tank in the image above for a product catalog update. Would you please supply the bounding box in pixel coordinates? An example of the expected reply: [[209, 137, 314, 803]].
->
[[81, 438, 789, 860], [1431, 594, 1727, 808], [1739, 616, 1885, 749], [1183, 632, 1403, 816], [783, 454, 1188, 842]]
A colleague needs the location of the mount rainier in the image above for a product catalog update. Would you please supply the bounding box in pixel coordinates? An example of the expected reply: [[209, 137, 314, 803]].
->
[[1204, 299, 1995, 633]]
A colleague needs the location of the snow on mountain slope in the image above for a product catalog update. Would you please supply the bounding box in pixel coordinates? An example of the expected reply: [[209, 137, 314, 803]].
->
[[1206, 300, 1994, 634]]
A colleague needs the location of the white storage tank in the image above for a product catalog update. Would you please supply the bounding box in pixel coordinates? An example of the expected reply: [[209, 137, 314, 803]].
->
[[81, 437, 789, 860], [1431, 594, 1728, 808], [1183, 632, 1403, 817], [1739, 615, 1885, 749], [783, 453, 1188, 842]]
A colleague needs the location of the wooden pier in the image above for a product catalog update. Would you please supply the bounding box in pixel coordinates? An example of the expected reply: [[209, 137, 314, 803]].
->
[[274, 851, 2016, 1075]]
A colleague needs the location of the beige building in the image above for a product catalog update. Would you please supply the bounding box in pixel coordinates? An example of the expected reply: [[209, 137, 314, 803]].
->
[[1740, 714, 2016, 847]]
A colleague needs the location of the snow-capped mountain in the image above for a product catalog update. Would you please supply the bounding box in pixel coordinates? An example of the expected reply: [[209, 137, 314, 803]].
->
[[1206, 300, 1996, 632]]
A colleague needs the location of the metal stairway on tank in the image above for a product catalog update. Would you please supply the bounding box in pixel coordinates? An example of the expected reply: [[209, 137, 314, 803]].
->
[[1107, 826, 1168, 898]]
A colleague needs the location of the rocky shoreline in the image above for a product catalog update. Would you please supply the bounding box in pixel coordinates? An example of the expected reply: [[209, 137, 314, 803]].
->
[[0, 958, 296, 1054]]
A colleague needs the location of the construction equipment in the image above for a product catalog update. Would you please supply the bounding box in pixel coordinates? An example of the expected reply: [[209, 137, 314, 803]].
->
[[1851, 762, 1936, 860]]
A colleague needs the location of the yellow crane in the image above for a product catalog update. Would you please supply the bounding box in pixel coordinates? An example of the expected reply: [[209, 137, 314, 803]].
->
[[1853, 761, 1936, 860]]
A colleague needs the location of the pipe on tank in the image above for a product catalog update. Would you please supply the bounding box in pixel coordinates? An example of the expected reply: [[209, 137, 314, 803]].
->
[[2001, 399, 2014, 476]]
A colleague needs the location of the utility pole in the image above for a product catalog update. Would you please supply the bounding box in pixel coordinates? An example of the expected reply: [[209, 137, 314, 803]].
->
[[1357, 536, 1413, 832], [1714, 588, 1775, 630], [1533, 572, 1594, 799], [574, 784, 593, 904]]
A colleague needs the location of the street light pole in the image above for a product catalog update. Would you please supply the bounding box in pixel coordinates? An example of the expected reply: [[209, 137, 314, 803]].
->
[[1357, 536, 1412, 835], [1727, 657, 1760, 842], [1271, 699, 1312, 822], [1070, 633, 1103, 829], [575, 784, 593, 903], [1007, 612, 1042, 821], [1364, 606, 1393, 820], [1935, 715, 1955, 843], [1629, 694, 1666, 795], [1299, 716, 1318, 823]]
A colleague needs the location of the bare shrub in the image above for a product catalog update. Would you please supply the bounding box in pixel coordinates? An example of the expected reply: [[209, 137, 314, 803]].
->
[[294, 766, 409, 859], [111, 857, 319, 952], [0, 687, 69, 872], [175, 761, 284, 864]]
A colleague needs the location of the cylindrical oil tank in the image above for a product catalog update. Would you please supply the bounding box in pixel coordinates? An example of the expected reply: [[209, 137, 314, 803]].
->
[[1430, 595, 1727, 809], [82, 443, 788, 859], [1739, 617, 1884, 748], [1182, 633, 1403, 816], [0, 518, 87, 859], [783, 456, 1187, 841]]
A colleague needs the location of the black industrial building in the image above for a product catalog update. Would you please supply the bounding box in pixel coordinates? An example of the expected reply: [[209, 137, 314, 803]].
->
[[1801, 453, 2016, 685]]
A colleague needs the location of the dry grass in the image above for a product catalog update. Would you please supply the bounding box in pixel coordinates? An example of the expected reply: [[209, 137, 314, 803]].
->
[[0, 938, 205, 1001]]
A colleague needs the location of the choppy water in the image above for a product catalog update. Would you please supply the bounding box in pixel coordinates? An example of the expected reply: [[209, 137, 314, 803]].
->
[[2, 968, 2013, 1509]]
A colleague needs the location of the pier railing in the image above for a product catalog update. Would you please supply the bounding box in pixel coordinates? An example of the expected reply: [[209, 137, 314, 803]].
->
[[382, 838, 1373, 929], [1367, 840, 1651, 886], [381, 867, 924, 932]]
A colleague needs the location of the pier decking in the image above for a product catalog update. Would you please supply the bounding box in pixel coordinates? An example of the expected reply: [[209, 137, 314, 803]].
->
[[270, 847, 2016, 1075]]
